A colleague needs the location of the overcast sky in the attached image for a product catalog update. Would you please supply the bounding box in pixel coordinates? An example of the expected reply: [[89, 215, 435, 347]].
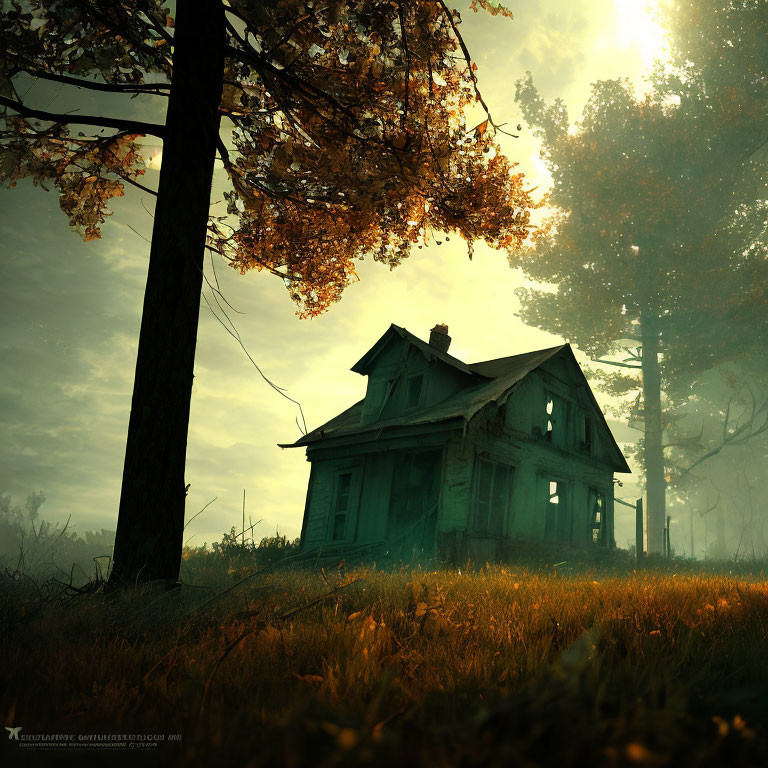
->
[[0, 1, 667, 549]]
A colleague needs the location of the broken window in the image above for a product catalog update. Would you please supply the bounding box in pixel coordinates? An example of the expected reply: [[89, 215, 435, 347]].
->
[[332, 472, 352, 540], [473, 459, 512, 535], [589, 488, 606, 544], [545, 396, 554, 441], [406, 374, 424, 410], [544, 479, 571, 540], [544, 391, 570, 448]]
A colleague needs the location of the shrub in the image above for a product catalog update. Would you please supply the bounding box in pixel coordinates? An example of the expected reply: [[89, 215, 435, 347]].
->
[[0, 492, 113, 586]]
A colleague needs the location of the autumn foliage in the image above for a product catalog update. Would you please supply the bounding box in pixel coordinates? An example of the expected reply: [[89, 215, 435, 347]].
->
[[1, 0, 537, 316], [511, 75, 767, 363], [211, 0, 537, 315], [2, 127, 146, 241]]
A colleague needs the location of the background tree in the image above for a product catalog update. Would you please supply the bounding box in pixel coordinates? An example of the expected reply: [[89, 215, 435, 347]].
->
[[656, 0, 768, 165], [1, 0, 537, 587], [660, 357, 768, 558], [512, 63, 768, 553], [659, 0, 768, 558]]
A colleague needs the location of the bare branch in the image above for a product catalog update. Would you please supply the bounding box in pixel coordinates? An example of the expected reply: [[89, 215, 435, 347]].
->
[[722, 397, 733, 443], [700, 492, 721, 518], [677, 397, 768, 477], [117, 172, 158, 197], [137, 10, 175, 46]]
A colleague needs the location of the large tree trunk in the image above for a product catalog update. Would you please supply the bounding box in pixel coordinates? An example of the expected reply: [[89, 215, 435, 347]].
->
[[108, 1, 225, 589], [641, 311, 666, 555]]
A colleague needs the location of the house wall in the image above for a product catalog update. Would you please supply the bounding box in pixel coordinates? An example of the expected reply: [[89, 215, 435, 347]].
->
[[437, 437, 474, 532], [299, 456, 365, 548], [506, 454, 612, 543], [504, 376, 537, 434], [301, 460, 334, 547], [300, 426, 457, 551], [533, 359, 619, 469], [436, 391, 617, 559], [301, 413, 617, 555]]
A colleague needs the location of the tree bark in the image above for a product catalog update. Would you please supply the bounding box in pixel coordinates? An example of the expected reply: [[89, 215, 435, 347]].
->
[[108, 1, 225, 589], [641, 311, 666, 555]]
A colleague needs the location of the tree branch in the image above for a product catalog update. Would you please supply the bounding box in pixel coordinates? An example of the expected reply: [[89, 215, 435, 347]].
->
[[19, 70, 170, 96], [0, 96, 166, 138], [700, 492, 721, 518], [116, 171, 158, 197], [137, 9, 175, 46], [223, 44, 357, 126], [264, 13, 313, 58], [594, 359, 642, 369], [436, 0, 516, 138], [676, 398, 768, 477], [215, 135, 232, 166]]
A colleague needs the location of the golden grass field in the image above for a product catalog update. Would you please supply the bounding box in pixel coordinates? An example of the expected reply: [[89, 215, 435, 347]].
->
[[2, 555, 768, 766]]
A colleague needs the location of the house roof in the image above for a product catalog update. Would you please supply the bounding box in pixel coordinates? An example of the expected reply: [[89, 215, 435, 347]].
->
[[281, 327, 630, 473], [468, 346, 567, 379], [351, 324, 478, 377]]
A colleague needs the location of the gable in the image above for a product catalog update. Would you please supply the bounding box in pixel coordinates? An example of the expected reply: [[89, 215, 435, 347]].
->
[[352, 324, 477, 377], [504, 347, 630, 473], [355, 325, 479, 424]]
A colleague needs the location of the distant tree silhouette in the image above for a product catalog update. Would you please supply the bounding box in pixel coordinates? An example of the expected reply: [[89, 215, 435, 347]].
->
[[1, 0, 536, 588]]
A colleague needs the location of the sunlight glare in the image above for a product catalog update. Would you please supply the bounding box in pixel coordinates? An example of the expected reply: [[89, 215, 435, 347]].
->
[[146, 149, 163, 170], [614, 0, 669, 70]]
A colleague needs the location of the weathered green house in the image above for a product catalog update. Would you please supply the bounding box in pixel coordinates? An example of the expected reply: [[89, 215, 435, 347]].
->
[[282, 324, 631, 562]]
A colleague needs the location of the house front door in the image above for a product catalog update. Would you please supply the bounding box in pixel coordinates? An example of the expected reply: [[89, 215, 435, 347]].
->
[[387, 449, 442, 553]]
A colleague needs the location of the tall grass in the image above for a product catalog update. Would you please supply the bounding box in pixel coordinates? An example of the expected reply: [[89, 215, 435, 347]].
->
[[2, 558, 767, 766]]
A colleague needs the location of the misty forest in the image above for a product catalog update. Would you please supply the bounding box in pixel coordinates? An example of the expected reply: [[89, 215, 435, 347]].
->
[[1, 0, 768, 766]]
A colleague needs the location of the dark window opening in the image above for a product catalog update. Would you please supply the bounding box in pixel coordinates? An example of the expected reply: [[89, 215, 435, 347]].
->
[[473, 459, 512, 535], [406, 375, 424, 410], [589, 489, 606, 544], [544, 479, 571, 541], [576, 409, 593, 455], [332, 472, 352, 540]]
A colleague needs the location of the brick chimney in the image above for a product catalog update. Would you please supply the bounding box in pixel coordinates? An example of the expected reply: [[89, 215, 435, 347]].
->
[[428, 324, 451, 354]]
